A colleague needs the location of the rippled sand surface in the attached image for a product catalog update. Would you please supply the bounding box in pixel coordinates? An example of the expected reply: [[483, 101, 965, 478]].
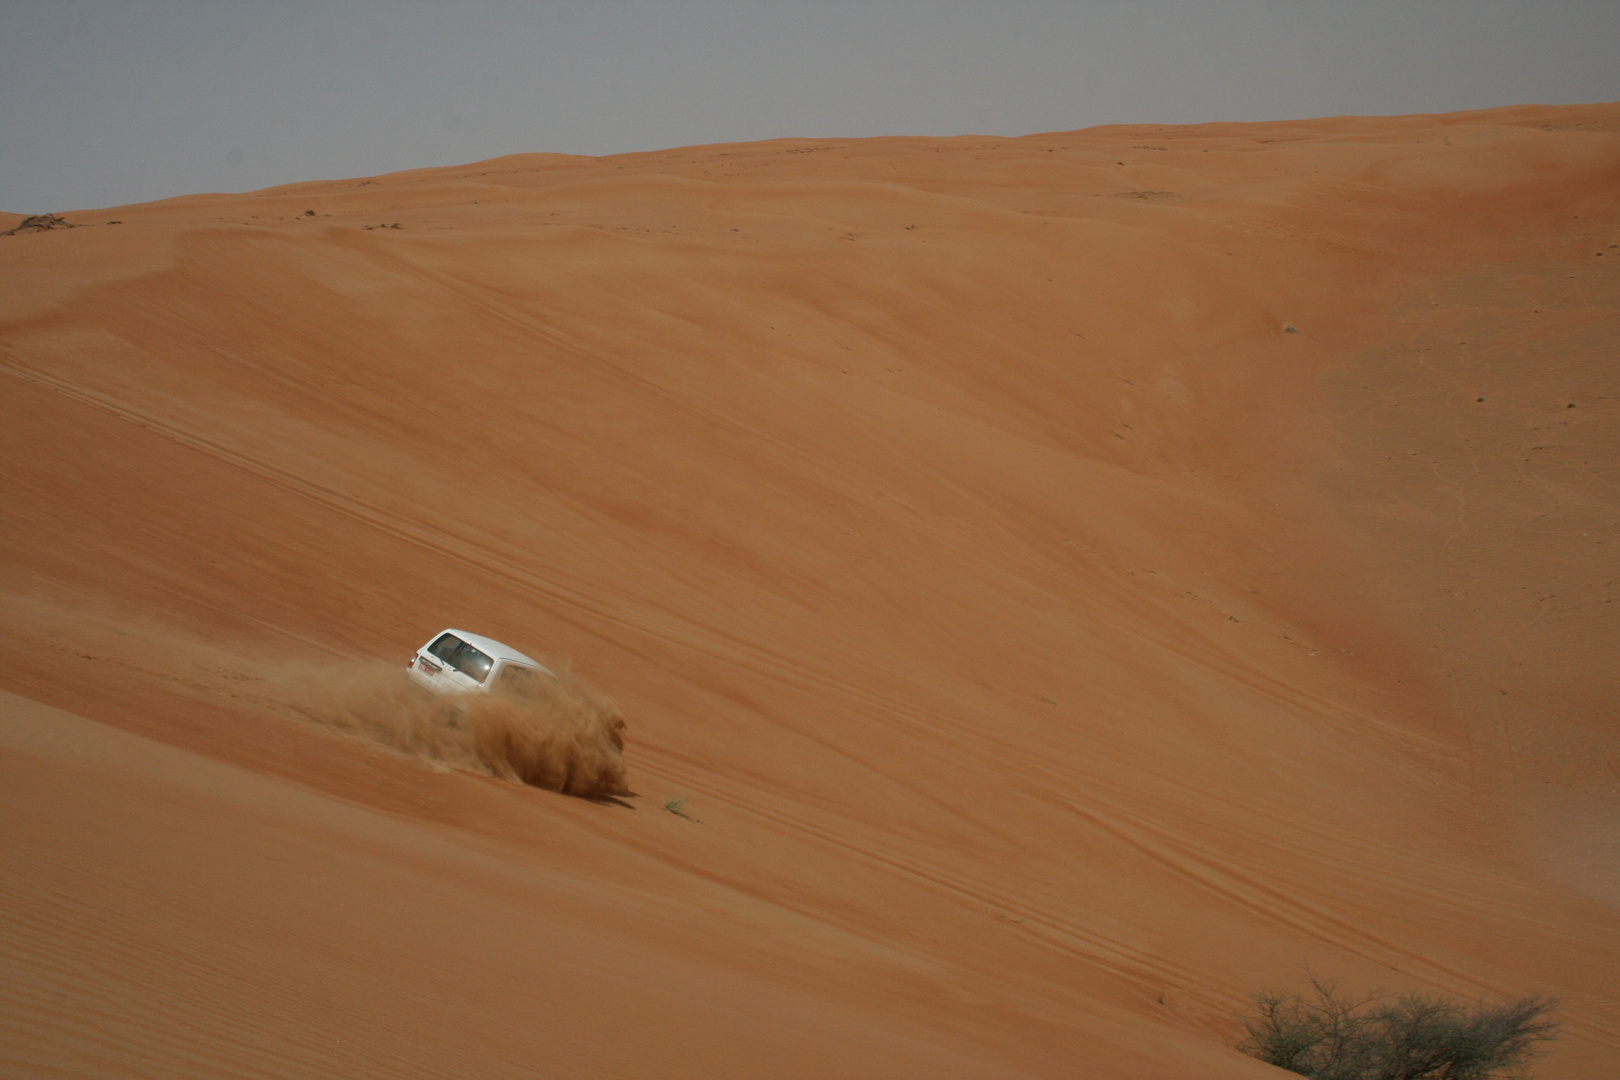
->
[[3, 103, 1617, 1078]]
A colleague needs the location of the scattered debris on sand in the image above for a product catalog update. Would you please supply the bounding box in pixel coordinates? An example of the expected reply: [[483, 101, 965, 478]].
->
[[2, 213, 77, 236]]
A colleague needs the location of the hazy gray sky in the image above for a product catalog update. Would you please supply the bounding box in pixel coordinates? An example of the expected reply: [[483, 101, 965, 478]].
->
[[3, 1, 1617, 213]]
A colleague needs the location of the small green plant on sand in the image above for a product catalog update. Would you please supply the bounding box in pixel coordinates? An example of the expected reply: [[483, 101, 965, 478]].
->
[[1238, 977, 1557, 1080], [663, 796, 696, 821]]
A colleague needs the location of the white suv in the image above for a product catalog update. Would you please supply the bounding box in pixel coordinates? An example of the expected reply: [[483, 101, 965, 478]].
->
[[407, 629, 552, 698]]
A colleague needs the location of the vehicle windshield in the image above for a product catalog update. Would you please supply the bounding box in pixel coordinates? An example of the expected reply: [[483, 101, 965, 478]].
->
[[427, 634, 493, 684]]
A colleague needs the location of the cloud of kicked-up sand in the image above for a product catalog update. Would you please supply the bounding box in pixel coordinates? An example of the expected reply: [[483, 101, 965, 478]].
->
[[0, 593, 631, 799], [278, 660, 631, 799]]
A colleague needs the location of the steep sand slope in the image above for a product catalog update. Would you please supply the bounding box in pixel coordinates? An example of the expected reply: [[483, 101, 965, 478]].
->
[[2, 104, 1617, 1078]]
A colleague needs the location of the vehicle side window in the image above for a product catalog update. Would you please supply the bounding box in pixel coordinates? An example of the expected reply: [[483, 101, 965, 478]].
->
[[428, 634, 463, 664], [496, 663, 541, 698], [451, 642, 493, 684]]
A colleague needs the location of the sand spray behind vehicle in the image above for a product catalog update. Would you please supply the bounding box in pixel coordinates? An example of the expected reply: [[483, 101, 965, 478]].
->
[[281, 660, 631, 798], [1, 593, 630, 798]]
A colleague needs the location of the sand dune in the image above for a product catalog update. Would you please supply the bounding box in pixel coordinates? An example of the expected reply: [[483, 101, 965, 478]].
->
[[2, 103, 1617, 1078]]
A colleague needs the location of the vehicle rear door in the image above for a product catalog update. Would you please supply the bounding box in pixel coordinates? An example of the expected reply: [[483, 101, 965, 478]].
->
[[413, 632, 463, 692]]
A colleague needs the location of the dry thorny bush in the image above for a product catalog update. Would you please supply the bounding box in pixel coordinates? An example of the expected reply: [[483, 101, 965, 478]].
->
[[1238, 977, 1558, 1080]]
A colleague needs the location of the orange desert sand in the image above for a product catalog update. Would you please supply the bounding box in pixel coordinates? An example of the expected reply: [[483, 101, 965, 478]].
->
[[2, 103, 1617, 1079]]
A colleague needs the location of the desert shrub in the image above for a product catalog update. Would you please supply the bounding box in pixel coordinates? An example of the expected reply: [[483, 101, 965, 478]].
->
[[1238, 977, 1557, 1080]]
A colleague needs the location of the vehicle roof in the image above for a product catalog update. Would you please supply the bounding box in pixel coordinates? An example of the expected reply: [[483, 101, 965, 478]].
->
[[435, 629, 542, 668]]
